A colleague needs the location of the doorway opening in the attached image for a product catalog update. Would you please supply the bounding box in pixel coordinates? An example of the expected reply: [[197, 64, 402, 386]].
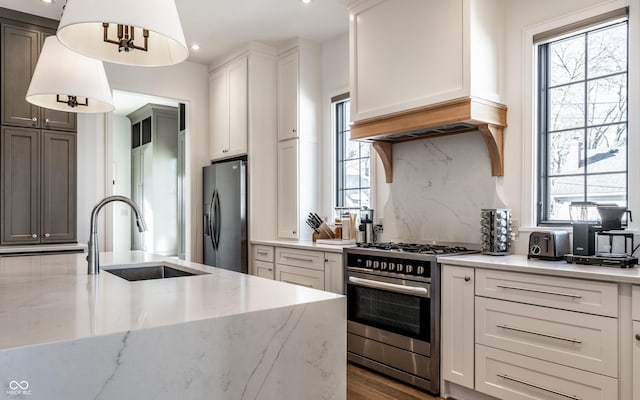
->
[[106, 90, 188, 259]]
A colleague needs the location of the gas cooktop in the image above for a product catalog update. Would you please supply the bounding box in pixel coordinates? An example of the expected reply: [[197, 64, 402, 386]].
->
[[346, 241, 480, 264]]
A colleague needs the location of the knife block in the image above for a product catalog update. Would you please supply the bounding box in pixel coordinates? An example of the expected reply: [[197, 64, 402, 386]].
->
[[312, 223, 336, 242]]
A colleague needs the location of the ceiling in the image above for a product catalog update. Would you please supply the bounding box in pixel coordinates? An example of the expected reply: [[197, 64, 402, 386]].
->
[[0, 0, 349, 65], [112, 90, 180, 117]]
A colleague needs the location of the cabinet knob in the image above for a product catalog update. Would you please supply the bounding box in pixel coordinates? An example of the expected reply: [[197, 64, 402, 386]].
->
[[31, 117, 37, 126], [45, 118, 50, 125], [636, 334, 640, 341], [292, 128, 297, 133], [31, 234, 37, 239], [44, 233, 50, 238], [464, 276, 471, 282]]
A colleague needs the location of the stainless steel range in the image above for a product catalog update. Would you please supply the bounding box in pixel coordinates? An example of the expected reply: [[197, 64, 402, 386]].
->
[[344, 242, 478, 395]]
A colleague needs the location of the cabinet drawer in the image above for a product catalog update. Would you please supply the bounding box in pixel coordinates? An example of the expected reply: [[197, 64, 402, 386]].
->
[[253, 245, 274, 262], [275, 263, 324, 290], [476, 345, 618, 400], [275, 247, 324, 271], [476, 269, 618, 317], [476, 297, 618, 377], [633, 285, 640, 322], [254, 260, 274, 280]]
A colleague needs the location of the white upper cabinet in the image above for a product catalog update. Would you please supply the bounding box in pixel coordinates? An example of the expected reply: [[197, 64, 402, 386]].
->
[[277, 52, 299, 141], [348, 0, 503, 122], [209, 56, 248, 161]]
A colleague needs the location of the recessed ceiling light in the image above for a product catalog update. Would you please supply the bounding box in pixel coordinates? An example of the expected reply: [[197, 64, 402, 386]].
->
[[191, 44, 200, 51], [300, 0, 312, 4], [40, 0, 56, 3]]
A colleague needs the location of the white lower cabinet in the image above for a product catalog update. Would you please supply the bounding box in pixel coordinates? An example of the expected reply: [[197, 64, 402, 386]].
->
[[275, 263, 324, 289], [476, 345, 618, 400], [441, 265, 622, 399], [251, 246, 344, 293], [254, 260, 274, 279], [475, 297, 618, 377], [441, 264, 475, 389]]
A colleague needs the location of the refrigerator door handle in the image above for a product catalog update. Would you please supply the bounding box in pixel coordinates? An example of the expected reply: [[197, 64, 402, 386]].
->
[[204, 212, 210, 236], [212, 189, 218, 251], [213, 189, 221, 250]]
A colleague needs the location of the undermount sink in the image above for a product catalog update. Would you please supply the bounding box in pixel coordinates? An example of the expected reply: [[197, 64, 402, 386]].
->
[[104, 263, 209, 282]]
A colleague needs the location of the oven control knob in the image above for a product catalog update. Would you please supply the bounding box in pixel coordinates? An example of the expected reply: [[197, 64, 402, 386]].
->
[[405, 264, 413, 274], [373, 260, 380, 269], [417, 266, 425, 275], [380, 261, 387, 270], [396, 263, 404, 273], [365, 259, 372, 268], [388, 262, 395, 271]]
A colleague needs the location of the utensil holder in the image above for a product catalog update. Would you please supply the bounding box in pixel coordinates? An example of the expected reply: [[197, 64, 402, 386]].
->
[[481, 208, 512, 255]]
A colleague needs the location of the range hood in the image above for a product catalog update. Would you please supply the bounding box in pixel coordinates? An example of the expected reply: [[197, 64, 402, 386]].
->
[[351, 97, 507, 183]]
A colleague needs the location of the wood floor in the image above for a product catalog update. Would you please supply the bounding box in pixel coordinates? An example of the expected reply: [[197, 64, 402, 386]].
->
[[347, 362, 444, 400]]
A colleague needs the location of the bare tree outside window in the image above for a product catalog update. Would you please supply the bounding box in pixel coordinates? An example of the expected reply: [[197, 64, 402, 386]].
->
[[539, 20, 628, 223]]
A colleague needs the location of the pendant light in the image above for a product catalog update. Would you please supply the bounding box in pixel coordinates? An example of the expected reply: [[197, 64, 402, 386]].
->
[[57, 0, 188, 67], [26, 36, 114, 113]]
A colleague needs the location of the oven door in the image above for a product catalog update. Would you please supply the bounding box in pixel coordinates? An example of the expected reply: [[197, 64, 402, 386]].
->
[[346, 270, 431, 346]]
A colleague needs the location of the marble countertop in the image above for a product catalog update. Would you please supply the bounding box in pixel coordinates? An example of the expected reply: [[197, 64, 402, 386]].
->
[[0, 251, 342, 351], [439, 254, 640, 284], [251, 239, 355, 253]]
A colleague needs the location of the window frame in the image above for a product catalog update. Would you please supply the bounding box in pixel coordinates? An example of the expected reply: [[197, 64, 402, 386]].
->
[[332, 93, 372, 212], [536, 18, 629, 226]]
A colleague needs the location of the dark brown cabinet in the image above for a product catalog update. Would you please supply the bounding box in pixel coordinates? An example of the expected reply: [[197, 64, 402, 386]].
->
[[1, 127, 76, 244], [0, 9, 78, 246], [0, 22, 76, 131]]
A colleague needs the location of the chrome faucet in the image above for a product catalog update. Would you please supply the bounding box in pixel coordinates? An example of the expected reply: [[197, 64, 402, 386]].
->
[[87, 195, 147, 275]]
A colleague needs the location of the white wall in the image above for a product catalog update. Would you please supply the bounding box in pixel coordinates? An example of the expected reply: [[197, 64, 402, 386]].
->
[[77, 61, 209, 262], [320, 33, 350, 219]]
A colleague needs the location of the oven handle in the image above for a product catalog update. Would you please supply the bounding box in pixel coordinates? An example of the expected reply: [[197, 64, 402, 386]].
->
[[348, 276, 429, 297]]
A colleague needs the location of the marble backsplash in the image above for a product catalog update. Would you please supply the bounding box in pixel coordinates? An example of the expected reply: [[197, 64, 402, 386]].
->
[[380, 133, 506, 245]]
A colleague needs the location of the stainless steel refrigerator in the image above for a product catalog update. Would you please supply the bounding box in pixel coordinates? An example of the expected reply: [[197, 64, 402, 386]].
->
[[203, 157, 247, 273]]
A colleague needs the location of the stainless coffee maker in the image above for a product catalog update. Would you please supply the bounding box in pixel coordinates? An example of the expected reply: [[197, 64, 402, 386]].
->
[[359, 207, 375, 244]]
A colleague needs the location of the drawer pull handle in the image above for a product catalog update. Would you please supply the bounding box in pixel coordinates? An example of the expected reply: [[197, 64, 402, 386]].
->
[[496, 284, 582, 299], [283, 255, 314, 263], [257, 250, 269, 255], [636, 334, 640, 341], [497, 324, 582, 344], [464, 276, 471, 282], [497, 374, 580, 400]]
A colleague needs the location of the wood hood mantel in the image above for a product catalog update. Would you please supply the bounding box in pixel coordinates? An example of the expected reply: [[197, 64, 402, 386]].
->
[[351, 97, 507, 183]]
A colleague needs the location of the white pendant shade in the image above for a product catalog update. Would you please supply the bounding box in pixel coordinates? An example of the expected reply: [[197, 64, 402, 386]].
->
[[57, 0, 188, 67], [26, 36, 114, 114]]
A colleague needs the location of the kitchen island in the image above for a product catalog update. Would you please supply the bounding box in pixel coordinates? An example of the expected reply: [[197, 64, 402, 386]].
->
[[0, 251, 346, 400]]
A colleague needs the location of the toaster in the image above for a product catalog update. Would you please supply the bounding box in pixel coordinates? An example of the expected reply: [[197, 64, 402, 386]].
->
[[528, 231, 570, 261]]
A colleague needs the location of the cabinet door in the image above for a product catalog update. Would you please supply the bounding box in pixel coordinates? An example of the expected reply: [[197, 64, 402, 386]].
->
[[277, 139, 299, 238], [276, 263, 324, 290], [441, 264, 475, 389], [209, 67, 230, 159], [277, 52, 298, 141], [324, 252, 344, 294], [1, 24, 40, 128], [41, 130, 76, 243], [254, 260, 274, 280], [227, 56, 248, 156], [1, 127, 40, 244]]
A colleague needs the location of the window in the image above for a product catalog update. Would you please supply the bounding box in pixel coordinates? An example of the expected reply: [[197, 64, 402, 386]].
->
[[537, 18, 628, 224], [334, 94, 371, 209]]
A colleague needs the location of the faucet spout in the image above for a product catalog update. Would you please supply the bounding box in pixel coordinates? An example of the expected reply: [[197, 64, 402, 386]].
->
[[87, 195, 147, 275]]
